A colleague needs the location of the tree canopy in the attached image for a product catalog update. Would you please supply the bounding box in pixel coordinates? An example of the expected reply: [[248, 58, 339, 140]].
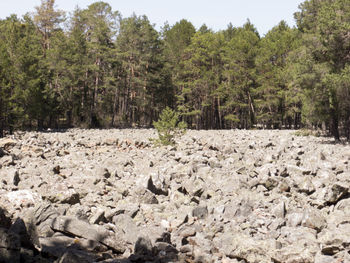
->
[[0, 0, 349, 140]]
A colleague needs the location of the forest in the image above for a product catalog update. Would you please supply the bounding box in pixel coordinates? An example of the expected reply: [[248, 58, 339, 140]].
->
[[0, 0, 349, 140]]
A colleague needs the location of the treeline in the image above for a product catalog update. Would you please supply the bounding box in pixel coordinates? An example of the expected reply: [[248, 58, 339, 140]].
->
[[0, 0, 349, 140]]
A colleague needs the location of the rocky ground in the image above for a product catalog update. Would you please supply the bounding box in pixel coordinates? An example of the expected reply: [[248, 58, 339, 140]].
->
[[0, 129, 350, 263]]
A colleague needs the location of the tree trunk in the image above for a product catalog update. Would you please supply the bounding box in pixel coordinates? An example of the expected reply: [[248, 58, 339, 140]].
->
[[331, 109, 340, 141], [0, 97, 3, 138], [0, 121, 3, 138], [346, 115, 350, 141], [247, 91, 255, 127], [217, 97, 222, 129], [111, 86, 119, 127]]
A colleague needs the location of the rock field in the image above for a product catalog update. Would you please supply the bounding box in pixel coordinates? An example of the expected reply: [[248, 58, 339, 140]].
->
[[0, 129, 350, 263]]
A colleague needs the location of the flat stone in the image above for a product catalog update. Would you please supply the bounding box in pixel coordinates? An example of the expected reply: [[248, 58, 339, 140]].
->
[[51, 216, 126, 253]]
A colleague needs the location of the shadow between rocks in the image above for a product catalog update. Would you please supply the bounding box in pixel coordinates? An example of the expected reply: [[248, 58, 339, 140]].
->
[[0, 205, 182, 263]]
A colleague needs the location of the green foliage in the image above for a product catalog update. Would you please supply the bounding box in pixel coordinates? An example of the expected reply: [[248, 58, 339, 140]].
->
[[293, 0, 350, 140], [220, 20, 260, 129], [152, 107, 187, 146], [255, 21, 301, 128], [0, 0, 349, 139]]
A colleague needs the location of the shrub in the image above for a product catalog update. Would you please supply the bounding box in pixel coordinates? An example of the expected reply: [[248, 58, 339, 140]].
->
[[152, 107, 187, 146]]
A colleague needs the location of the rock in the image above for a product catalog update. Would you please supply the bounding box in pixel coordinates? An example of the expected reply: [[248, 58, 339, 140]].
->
[[112, 214, 139, 243], [0, 129, 350, 262], [0, 227, 20, 263], [135, 188, 159, 204], [9, 218, 34, 250], [271, 201, 286, 218], [0, 148, 5, 157], [272, 245, 316, 263], [12, 170, 20, 186], [56, 248, 98, 263], [96, 167, 111, 179], [89, 208, 106, 225], [6, 190, 40, 209], [39, 234, 76, 258], [51, 216, 126, 253], [314, 253, 336, 263], [107, 203, 139, 220], [26, 202, 60, 239], [153, 242, 178, 261], [147, 174, 169, 196], [178, 226, 196, 238], [217, 232, 274, 263], [318, 224, 350, 255], [311, 182, 349, 207], [295, 176, 315, 194], [273, 226, 318, 262], [192, 206, 208, 219], [0, 207, 12, 228], [134, 236, 153, 256], [286, 212, 304, 227], [301, 207, 326, 232], [43, 183, 80, 205], [53, 165, 60, 174], [0, 138, 17, 150]]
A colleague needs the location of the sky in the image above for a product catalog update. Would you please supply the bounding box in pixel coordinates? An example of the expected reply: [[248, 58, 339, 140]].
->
[[0, 0, 305, 36]]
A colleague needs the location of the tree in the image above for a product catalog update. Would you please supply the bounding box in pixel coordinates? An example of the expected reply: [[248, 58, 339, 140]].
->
[[152, 107, 186, 146], [255, 21, 301, 128], [116, 14, 170, 127], [162, 19, 196, 109], [70, 2, 120, 127], [294, 0, 350, 140], [33, 0, 65, 52], [0, 15, 47, 131], [178, 30, 225, 129], [220, 21, 260, 129]]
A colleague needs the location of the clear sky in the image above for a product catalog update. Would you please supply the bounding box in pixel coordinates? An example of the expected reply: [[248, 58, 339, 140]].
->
[[0, 0, 305, 36]]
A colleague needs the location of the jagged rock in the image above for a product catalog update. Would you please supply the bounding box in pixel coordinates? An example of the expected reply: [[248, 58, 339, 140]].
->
[[39, 234, 76, 258], [0, 155, 15, 166], [311, 182, 349, 207], [0, 147, 5, 157], [0, 207, 12, 228], [0, 227, 20, 263], [13, 170, 20, 186], [0, 129, 349, 262], [147, 174, 169, 196], [0, 138, 17, 150], [56, 248, 98, 263], [271, 201, 286, 218], [217, 232, 274, 263], [26, 202, 60, 239], [51, 216, 126, 253], [89, 208, 106, 225], [112, 214, 139, 243], [96, 167, 111, 179], [314, 253, 336, 263], [135, 188, 159, 204], [6, 190, 40, 209], [192, 206, 208, 219], [9, 218, 35, 250], [42, 183, 80, 205], [318, 224, 350, 255], [301, 207, 326, 232], [134, 236, 153, 256]]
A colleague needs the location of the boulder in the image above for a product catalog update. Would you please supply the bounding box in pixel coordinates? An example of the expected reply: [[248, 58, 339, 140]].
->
[[51, 216, 126, 253], [0, 227, 20, 263]]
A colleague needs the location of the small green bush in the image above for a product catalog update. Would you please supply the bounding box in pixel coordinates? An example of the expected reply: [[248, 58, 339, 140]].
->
[[152, 107, 187, 146]]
